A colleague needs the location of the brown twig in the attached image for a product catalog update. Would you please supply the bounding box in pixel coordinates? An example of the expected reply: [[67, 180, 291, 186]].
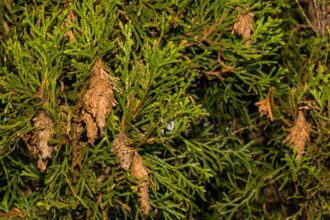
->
[[201, 18, 222, 43], [0, 208, 28, 219], [202, 52, 235, 80], [97, 194, 108, 220], [202, 71, 225, 80], [183, 19, 222, 48], [295, 0, 315, 32]]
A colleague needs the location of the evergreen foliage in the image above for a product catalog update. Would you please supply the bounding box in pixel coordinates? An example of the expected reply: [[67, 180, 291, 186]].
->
[[0, 0, 329, 219]]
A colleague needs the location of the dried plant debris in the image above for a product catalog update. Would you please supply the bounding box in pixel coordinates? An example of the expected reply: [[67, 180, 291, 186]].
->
[[233, 7, 254, 41], [61, 10, 76, 43], [126, 93, 141, 120], [31, 111, 54, 172], [306, 0, 330, 36], [131, 153, 148, 180], [82, 60, 117, 144], [97, 194, 108, 220], [0, 208, 27, 219], [71, 121, 85, 168], [138, 181, 150, 216], [131, 152, 150, 216], [81, 111, 98, 145], [97, 166, 112, 183], [111, 131, 135, 171], [255, 97, 274, 121], [111, 132, 150, 215], [285, 111, 311, 160]]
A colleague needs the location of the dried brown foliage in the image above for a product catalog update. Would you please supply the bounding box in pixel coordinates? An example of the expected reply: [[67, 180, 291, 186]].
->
[[111, 131, 150, 215], [31, 112, 54, 172], [131, 153, 148, 180], [131, 153, 150, 215], [2, 20, 10, 33], [294, 0, 330, 37], [285, 111, 311, 160], [111, 131, 135, 171], [70, 60, 117, 166], [71, 121, 85, 168], [233, 7, 254, 41], [81, 111, 98, 145], [126, 93, 141, 120], [138, 181, 150, 216], [82, 60, 116, 144], [62, 10, 76, 43], [308, 0, 330, 36], [97, 166, 111, 183], [255, 97, 274, 121], [97, 194, 108, 220], [0, 208, 27, 219], [35, 75, 48, 100]]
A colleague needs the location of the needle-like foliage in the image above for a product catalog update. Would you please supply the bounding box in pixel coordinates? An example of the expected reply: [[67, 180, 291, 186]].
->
[[0, 0, 329, 219]]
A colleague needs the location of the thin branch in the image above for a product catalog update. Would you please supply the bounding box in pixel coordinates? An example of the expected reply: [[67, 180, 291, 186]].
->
[[295, 0, 316, 32], [313, 0, 322, 34]]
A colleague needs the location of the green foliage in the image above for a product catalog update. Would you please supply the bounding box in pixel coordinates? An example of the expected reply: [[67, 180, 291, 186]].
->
[[0, 0, 329, 219]]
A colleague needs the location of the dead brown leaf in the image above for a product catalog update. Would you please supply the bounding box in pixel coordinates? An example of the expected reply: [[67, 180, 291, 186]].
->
[[233, 7, 254, 42], [31, 111, 54, 172], [285, 111, 311, 160], [255, 97, 274, 121]]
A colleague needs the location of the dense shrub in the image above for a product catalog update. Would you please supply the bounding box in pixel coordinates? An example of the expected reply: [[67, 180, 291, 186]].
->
[[0, 0, 329, 219]]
